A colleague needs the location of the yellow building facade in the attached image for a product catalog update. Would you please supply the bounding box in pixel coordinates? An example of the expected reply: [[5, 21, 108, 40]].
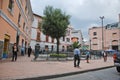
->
[[0, 0, 33, 58]]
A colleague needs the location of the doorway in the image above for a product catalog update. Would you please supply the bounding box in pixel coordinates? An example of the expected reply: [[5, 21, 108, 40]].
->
[[112, 45, 118, 50], [2, 34, 10, 58]]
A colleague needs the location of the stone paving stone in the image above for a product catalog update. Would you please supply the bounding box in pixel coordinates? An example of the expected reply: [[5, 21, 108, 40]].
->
[[0, 55, 114, 80]]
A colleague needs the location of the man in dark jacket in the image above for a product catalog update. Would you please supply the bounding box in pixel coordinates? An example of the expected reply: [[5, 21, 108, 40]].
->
[[28, 46, 32, 57], [12, 43, 18, 61]]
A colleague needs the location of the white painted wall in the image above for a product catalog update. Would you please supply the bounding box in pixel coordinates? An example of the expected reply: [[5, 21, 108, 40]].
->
[[31, 28, 37, 39], [30, 14, 83, 52]]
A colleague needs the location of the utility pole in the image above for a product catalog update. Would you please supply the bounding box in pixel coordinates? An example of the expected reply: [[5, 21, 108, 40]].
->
[[100, 16, 104, 50], [90, 39, 91, 50]]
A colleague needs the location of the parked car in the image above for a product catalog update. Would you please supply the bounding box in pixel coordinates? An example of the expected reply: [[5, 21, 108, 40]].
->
[[113, 51, 120, 72]]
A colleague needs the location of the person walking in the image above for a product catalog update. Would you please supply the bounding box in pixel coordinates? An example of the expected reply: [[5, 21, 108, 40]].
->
[[21, 47, 25, 56], [12, 43, 18, 61], [34, 44, 40, 60], [103, 51, 107, 62], [74, 46, 81, 67], [86, 50, 90, 63], [28, 46, 32, 57]]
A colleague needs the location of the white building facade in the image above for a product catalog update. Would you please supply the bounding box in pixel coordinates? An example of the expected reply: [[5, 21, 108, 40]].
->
[[59, 25, 73, 51], [30, 14, 83, 52], [59, 25, 83, 51], [71, 29, 83, 45], [30, 14, 57, 51]]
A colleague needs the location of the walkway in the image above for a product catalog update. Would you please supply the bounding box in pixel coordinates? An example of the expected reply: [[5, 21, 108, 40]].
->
[[0, 55, 114, 80]]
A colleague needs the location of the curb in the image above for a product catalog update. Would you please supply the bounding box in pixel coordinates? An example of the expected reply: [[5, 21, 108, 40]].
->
[[17, 65, 114, 80]]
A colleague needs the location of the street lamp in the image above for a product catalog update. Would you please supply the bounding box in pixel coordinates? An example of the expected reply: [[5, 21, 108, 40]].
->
[[90, 39, 91, 50], [99, 16, 104, 50]]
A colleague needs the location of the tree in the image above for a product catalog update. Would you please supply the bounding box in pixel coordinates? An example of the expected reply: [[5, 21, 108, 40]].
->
[[42, 6, 70, 54], [72, 42, 81, 49]]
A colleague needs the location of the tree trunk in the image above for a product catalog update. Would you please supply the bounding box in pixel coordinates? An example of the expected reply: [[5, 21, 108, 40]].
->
[[56, 38, 59, 54]]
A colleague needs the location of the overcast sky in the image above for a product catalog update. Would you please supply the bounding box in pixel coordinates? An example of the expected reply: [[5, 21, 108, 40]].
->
[[30, 0, 120, 41]]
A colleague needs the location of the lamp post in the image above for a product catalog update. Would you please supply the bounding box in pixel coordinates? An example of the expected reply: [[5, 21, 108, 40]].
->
[[100, 16, 104, 50], [90, 39, 91, 50]]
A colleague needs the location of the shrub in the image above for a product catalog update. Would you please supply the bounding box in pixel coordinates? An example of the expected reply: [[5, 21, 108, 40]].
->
[[50, 53, 67, 58]]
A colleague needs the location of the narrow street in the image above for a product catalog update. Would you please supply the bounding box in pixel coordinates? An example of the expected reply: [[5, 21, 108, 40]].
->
[[47, 67, 120, 80]]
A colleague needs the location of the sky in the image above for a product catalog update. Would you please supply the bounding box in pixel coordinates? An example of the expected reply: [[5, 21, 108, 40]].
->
[[30, 0, 120, 41]]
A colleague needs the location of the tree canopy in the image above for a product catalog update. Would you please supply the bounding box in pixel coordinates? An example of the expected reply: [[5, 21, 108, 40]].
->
[[42, 6, 70, 38], [41, 6, 70, 54], [72, 41, 81, 49]]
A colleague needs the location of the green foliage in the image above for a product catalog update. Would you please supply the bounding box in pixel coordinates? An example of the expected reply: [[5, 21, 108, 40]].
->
[[42, 6, 70, 54], [42, 6, 70, 38], [72, 42, 81, 49], [50, 53, 67, 58]]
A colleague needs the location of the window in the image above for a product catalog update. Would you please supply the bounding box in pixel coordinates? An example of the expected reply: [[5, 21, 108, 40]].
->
[[66, 38, 70, 42], [72, 31, 78, 33], [93, 32, 97, 36], [36, 32, 40, 41], [25, 5, 27, 14], [52, 38, 54, 43], [45, 45, 48, 51], [63, 36, 65, 41], [21, 39, 24, 47], [25, 0, 28, 15], [46, 35, 49, 42], [8, 0, 14, 11], [93, 43, 98, 45], [18, 13, 21, 27], [38, 22, 41, 31], [51, 45, 53, 51], [93, 37, 97, 39], [112, 33, 117, 35], [112, 40, 118, 42], [23, 22, 25, 31], [62, 46, 65, 51], [26, 27, 28, 34], [112, 32, 117, 37], [66, 30, 70, 36], [20, 0, 23, 5]]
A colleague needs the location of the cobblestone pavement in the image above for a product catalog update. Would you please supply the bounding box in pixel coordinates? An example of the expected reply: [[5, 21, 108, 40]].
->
[[0, 55, 114, 80]]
